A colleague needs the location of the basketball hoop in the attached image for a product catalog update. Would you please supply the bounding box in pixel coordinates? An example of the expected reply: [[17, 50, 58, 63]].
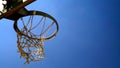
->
[[0, 0, 59, 64], [14, 11, 59, 64]]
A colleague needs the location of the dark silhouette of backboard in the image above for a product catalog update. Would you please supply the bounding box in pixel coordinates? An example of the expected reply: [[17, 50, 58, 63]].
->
[[0, 0, 35, 20]]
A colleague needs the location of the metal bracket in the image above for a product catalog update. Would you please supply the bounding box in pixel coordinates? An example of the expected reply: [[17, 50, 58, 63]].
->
[[0, 0, 36, 20]]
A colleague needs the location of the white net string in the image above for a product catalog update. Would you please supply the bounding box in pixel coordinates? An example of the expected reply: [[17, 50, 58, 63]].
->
[[17, 18, 46, 64], [15, 13, 58, 64], [17, 34, 45, 64]]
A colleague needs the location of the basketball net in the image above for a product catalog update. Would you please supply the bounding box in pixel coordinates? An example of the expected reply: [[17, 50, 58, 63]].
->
[[17, 23, 45, 64], [14, 11, 59, 64]]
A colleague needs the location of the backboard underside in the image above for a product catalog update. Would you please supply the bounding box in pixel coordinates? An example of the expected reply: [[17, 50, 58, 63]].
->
[[0, 0, 35, 20]]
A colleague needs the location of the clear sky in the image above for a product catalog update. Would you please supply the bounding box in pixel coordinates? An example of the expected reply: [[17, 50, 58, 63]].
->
[[0, 0, 120, 68]]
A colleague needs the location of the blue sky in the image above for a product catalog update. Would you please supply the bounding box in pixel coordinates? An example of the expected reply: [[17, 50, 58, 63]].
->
[[0, 0, 120, 68]]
